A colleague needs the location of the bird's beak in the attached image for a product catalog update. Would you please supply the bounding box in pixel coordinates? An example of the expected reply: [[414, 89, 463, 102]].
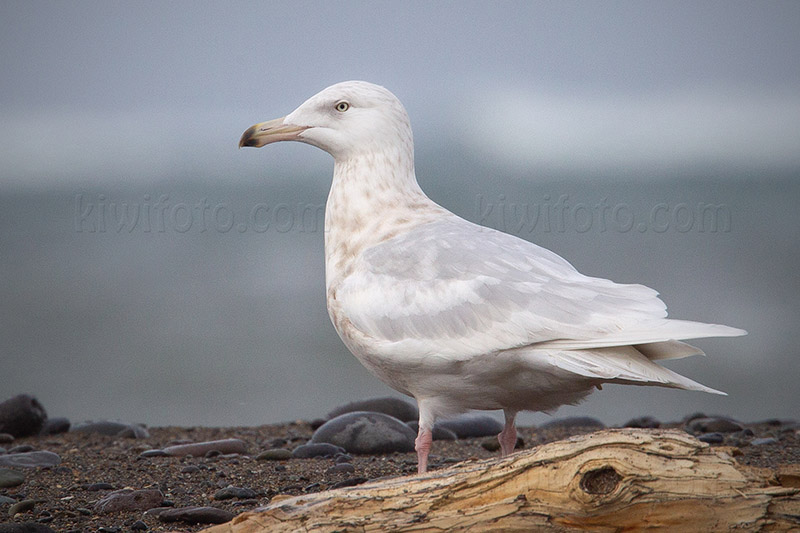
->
[[238, 117, 308, 148]]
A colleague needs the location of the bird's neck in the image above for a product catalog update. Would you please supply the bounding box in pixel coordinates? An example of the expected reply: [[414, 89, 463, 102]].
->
[[323, 149, 446, 289]]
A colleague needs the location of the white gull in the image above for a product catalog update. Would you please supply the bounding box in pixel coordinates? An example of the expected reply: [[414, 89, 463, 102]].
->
[[239, 81, 746, 474]]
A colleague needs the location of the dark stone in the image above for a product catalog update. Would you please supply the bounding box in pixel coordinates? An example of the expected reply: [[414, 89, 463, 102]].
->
[[334, 453, 353, 464], [291, 443, 346, 459], [623, 416, 661, 429], [71, 421, 149, 439], [181, 465, 200, 474], [138, 449, 169, 458], [0, 451, 61, 469], [312, 412, 416, 454], [687, 417, 743, 435], [39, 418, 70, 436], [213, 486, 256, 500], [8, 446, 33, 454], [94, 489, 164, 514], [682, 412, 707, 424], [327, 463, 355, 474], [330, 477, 368, 489], [84, 482, 114, 491], [751, 437, 778, 446], [255, 448, 292, 461], [0, 495, 15, 505], [326, 397, 419, 422], [131, 520, 148, 531], [157, 506, 234, 525], [406, 421, 459, 441], [539, 416, 606, 431], [0, 434, 13, 444], [8, 499, 36, 516], [0, 468, 25, 488], [0, 395, 47, 438], [0, 523, 56, 533], [697, 432, 725, 444], [309, 418, 327, 430], [162, 439, 247, 457], [437, 415, 506, 438]]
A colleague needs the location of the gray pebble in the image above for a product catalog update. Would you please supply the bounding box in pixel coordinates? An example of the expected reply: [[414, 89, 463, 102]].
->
[[697, 432, 725, 444], [157, 506, 235, 525], [687, 417, 743, 434], [0, 395, 47, 438], [539, 416, 606, 431], [623, 416, 661, 429], [327, 396, 419, 422], [437, 415, 506, 438], [181, 465, 201, 474], [292, 442, 346, 458], [71, 420, 149, 439], [312, 412, 416, 454], [750, 437, 778, 446], [139, 449, 169, 458], [8, 445, 33, 454], [39, 417, 70, 436], [162, 439, 247, 457], [0, 451, 61, 469], [84, 482, 114, 491], [0, 468, 25, 488], [8, 499, 36, 516], [0, 523, 56, 533], [334, 453, 353, 464], [94, 488, 164, 514], [131, 520, 148, 531], [255, 448, 292, 461], [0, 495, 16, 505], [0, 434, 13, 444], [213, 486, 256, 500], [327, 463, 355, 474], [330, 477, 368, 489]]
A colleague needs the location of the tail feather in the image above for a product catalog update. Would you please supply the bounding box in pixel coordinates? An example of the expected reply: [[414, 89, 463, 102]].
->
[[535, 319, 746, 351], [545, 345, 726, 395]]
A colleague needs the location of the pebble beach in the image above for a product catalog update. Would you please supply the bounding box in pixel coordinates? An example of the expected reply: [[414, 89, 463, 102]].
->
[[1, 394, 798, 532]]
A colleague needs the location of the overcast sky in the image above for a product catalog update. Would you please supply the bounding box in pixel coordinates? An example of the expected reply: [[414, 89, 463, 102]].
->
[[2, 1, 799, 188]]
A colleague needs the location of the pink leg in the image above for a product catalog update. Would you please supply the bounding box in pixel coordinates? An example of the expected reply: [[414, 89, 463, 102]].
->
[[498, 410, 518, 456], [415, 427, 433, 474]]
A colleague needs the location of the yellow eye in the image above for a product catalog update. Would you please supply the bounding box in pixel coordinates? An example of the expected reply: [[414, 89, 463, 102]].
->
[[335, 101, 350, 112]]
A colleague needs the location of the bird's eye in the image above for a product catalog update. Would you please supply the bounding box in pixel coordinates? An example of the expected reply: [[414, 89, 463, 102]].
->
[[335, 101, 350, 112]]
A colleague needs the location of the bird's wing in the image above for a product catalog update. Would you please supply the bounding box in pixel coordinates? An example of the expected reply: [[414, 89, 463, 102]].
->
[[336, 216, 744, 359]]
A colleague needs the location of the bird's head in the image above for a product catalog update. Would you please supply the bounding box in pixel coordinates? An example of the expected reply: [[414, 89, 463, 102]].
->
[[239, 81, 413, 161]]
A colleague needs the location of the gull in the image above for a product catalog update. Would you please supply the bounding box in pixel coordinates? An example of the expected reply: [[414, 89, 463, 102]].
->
[[239, 81, 746, 473]]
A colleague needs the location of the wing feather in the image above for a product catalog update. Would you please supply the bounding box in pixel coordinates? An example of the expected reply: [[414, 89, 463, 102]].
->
[[337, 216, 745, 359]]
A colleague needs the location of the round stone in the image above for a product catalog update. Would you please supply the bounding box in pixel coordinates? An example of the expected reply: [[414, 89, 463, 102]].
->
[[256, 448, 292, 461], [291, 442, 346, 459], [0, 468, 25, 488], [326, 397, 419, 422], [312, 412, 416, 454], [0, 395, 47, 438]]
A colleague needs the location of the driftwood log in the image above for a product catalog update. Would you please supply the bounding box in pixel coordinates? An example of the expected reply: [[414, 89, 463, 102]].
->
[[202, 429, 799, 532]]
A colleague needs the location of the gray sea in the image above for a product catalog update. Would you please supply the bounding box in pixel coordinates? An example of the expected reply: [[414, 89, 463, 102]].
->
[[1, 167, 797, 428]]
